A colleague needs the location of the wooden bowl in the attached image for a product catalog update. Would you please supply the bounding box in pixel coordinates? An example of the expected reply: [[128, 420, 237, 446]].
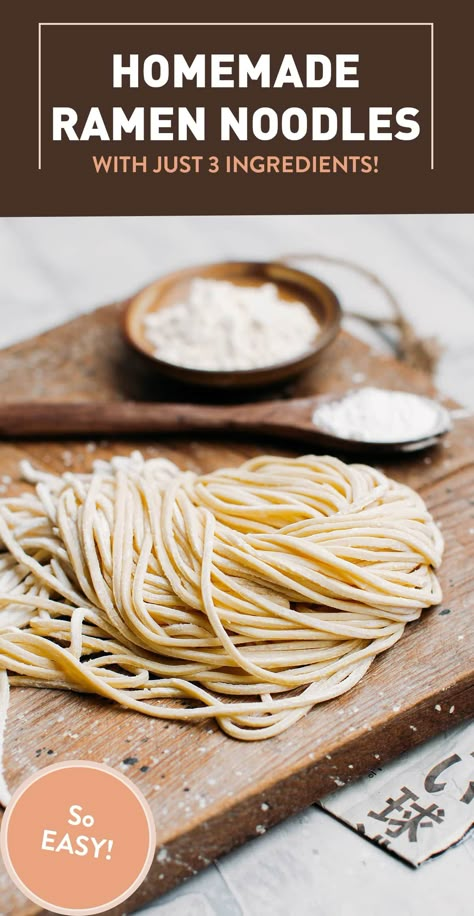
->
[[123, 261, 341, 389]]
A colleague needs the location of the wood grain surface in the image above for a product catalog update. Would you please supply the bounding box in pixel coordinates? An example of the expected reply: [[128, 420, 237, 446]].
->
[[0, 303, 473, 916]]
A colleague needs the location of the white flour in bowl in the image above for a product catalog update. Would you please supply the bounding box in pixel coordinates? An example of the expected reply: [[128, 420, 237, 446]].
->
[[312, 387, 451, 443], [143, 278, 319, 371]]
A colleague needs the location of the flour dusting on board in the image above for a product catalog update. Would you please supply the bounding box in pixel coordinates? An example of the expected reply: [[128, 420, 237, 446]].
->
[[143, 278, 319, 370]]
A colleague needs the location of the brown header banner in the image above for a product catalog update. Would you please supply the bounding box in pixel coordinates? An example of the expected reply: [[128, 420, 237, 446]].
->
[[0, 1, 472, 215]]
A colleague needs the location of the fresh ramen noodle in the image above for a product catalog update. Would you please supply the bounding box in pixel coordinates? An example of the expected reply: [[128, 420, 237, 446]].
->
[[0, 452, 443, 804]]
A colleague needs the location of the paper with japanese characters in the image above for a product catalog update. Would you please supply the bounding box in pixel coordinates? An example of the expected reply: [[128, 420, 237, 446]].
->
[[320, 722, 474, 865]]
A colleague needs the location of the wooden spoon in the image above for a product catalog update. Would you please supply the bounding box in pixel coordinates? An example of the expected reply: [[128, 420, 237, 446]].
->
[[0, 392, 452, 455]]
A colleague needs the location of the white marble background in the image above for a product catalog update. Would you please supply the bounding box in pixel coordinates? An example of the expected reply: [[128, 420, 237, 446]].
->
[[0, 214, 472, 915], [1, 214, 473, 404]]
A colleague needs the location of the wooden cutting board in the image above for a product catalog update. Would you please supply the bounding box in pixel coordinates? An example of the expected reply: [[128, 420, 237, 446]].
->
[[0, 304, 473, 916]]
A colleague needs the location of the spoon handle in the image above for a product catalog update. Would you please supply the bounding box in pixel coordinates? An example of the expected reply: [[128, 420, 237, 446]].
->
[[0, 399, 318, 441]]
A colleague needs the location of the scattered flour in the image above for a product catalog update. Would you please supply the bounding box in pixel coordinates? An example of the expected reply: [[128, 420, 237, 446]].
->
[[143, 277, 319, 370]]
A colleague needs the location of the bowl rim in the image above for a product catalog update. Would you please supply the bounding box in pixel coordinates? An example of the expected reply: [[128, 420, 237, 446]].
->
[[123, 259, 342, 385]]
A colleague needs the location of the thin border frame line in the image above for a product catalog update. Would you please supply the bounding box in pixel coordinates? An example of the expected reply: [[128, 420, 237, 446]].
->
[[37, 22, 435, 172]]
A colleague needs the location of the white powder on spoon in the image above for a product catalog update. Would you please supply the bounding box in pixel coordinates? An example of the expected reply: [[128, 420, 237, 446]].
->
[[312, 387, 451, 443], [143, 277, 319, 371]]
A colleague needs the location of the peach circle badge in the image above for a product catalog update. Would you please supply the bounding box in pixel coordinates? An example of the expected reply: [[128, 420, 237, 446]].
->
[[0, 760, 156, 915]]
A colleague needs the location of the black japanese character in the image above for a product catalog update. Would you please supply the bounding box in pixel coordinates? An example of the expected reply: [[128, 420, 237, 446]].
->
[[384, 802, 445, 842], [424, 754, 461, 793], [460, 782, 474, 804], [368, 787, 418, 823], [372, 834, 392, 849], [460, 752, 474, 805]]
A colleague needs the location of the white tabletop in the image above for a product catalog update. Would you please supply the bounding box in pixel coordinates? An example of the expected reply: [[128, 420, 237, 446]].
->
[[0, 214, 472, 915]]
